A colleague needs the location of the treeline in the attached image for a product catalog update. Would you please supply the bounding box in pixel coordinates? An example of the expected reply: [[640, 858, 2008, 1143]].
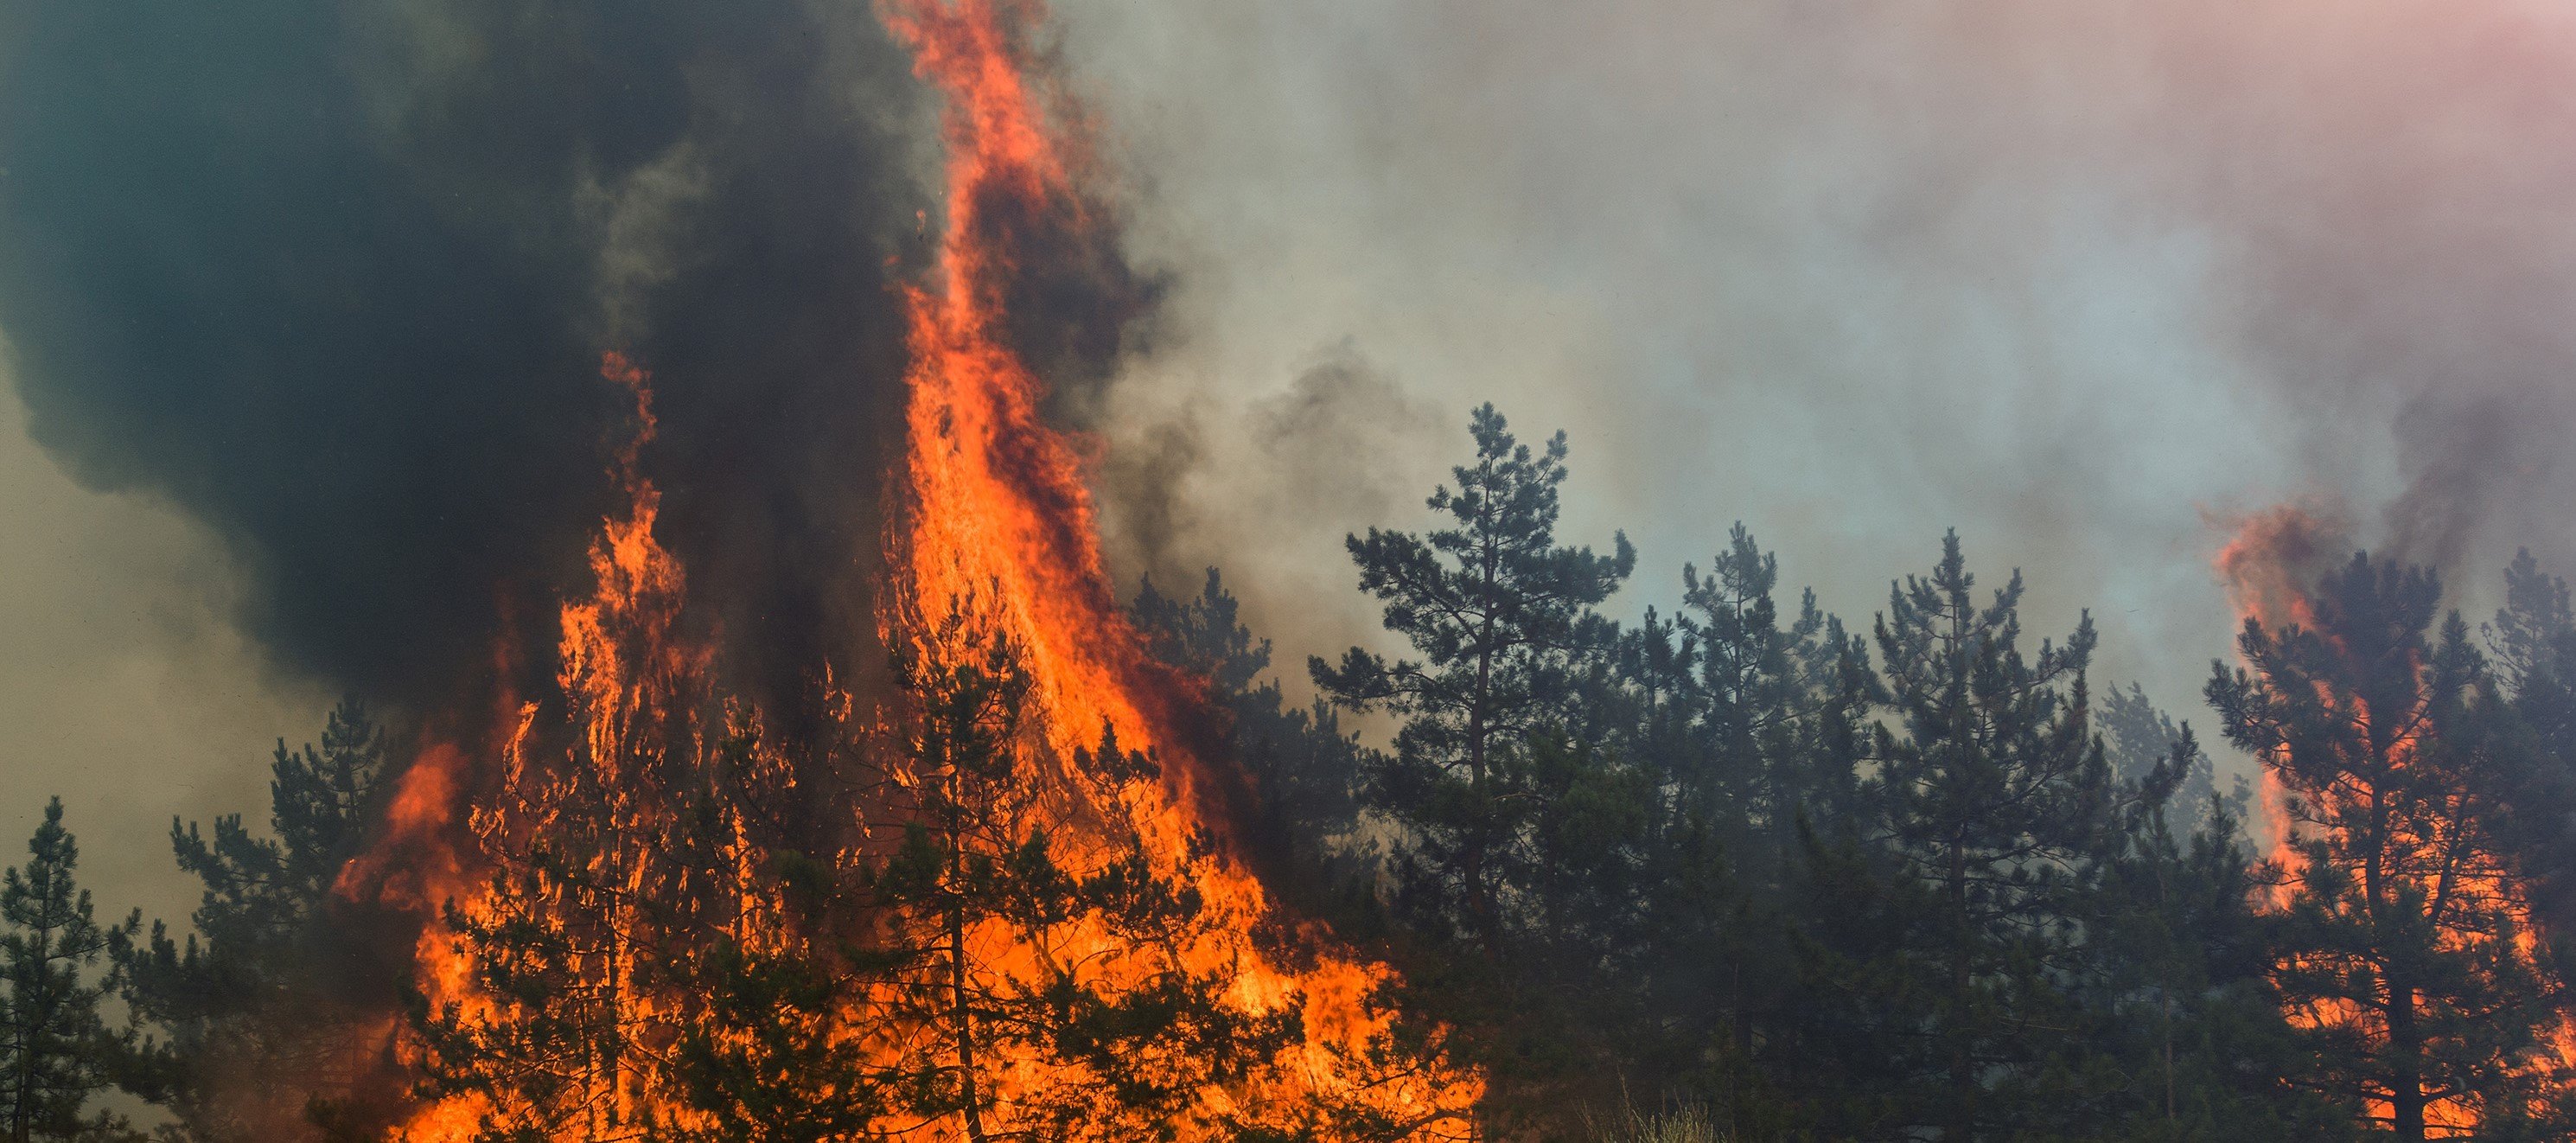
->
[[0, 705, 388, 1140], [6, 403, 2576, 1140], [1133, 405, 2576, 1140]]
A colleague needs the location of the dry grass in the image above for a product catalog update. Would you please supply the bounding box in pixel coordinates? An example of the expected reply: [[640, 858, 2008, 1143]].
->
[[1590, 1104, 1729, 1143]]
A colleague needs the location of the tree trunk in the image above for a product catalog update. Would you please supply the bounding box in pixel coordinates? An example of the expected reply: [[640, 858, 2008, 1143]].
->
[[948, 839, 990, 1143], [2388, 979, 2423, 1142], [14, 914, 49, 1143], [1944, 833, 1975, 1142], [1466, 588, 1496, 954]]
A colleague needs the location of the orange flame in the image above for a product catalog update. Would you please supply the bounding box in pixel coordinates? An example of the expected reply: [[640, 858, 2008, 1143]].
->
[[2209, 501, 2348, 633], [367, 2, 1478, 1137], [879, 0, 1478, 1133], [2209, 501, 2350, 879], [2212, 505, 2575, 1135]]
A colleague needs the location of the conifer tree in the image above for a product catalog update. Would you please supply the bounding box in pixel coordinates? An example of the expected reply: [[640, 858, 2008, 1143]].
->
[[1793, 532, 2126, 1140], [1311, 403, 1635, 955], [871, 605, 1295, 1141], [411, 836, 657, 1142], [2484, 549, 2576, 924], [2208, 553, 2576, 1140], [411, 686, 714, 1140], [2490, 549, 2576, 716], [2100, 682, 2258, 844], [1680, 524, 1801, 847], [1669, 528, 1876, 1127], [1527, 525, 1873, 1126], [0, 799, 140, 1143], [418, 697, 884, 1142], [120, 699, 389, 1140], [2048, 728, 2357, 1141], [654, 930, 890, 1143], [1132, 569, 1371, 891]]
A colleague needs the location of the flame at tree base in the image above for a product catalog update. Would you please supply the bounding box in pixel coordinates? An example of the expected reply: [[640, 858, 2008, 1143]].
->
[[350, 0, 1482, 1138], [2213, 506, 2576, 1136], [876, 0, 1479, 1128]]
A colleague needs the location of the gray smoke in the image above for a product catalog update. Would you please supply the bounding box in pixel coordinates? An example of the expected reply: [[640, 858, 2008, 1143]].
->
[[1055, 0, 2576, 718]]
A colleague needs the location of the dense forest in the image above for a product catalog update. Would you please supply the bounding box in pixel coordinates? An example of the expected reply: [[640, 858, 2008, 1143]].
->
[[9, 403, 2576, 1142]]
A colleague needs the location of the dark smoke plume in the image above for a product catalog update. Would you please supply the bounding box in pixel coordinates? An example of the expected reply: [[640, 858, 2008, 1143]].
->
[[0, 0, 944, 706]]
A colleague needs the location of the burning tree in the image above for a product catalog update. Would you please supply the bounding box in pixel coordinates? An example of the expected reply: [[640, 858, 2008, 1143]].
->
[[356, 0, 1489, 1133], [2208, 552, 2576, 1140], [864, 603, 1299, 1140]]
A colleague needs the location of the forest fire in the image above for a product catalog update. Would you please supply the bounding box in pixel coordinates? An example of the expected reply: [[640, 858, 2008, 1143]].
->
[[877, 0, 1478, 1133], [337, 0, 1480, 1138], [2209, 502, 2349, 895], [28, 2, 2576, 1140], [2211, 508, 2576, 1138]]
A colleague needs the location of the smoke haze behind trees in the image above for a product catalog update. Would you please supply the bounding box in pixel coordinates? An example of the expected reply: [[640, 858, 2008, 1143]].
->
[[1059, 0, 2576, 751], [5, 0, 2576, 914]]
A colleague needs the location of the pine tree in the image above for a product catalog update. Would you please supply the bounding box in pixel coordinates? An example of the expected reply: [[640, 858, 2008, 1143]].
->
[[2208, 553, 2576, 1140], [1556, 526, 1872, 1128], [870, 605, 1296, 1141], [654, 936, 889, 1143], [120, 699, 389, 1140], [2101, 682, 2241, 828], [1793, 532, 2126, 1140], [2484, 550, 2576, 928], [417, 693, 886, 1142], [1680, 524, 1801, 852], [0, 799, 140, 1143], [2050, 727, 2356, 1141], [1311, 402, 1635, 955], [411, 683, 711, 1140], [2489, 549, 2576, 715], [411, 834, 659, 1142], [1684, 533, 1870, 987], [1132, 569, 1372, 897], [651, 720, 894, 1143]]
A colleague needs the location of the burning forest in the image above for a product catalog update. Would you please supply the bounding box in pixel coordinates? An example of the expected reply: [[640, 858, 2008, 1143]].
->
[[13, 0, 2576, 1141]]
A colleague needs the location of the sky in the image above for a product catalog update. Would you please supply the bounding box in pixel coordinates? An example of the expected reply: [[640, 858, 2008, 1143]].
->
[[0, 351, 328, 927], [10, 0, 2576, 914]]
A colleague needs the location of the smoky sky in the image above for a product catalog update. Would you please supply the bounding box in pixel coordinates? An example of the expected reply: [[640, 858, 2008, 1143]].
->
[[0, 0, 937, 708], [1055, 0, 2576, 732], [8, 0, 2576, 817]]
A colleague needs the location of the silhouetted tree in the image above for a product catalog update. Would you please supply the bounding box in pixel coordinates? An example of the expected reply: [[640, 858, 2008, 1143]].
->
[[1792, 533, 2127, 1140], [2102, 681, 2243, 830], [1312, 403, 1635, 956], [120, 699, 389, 1140], [2209, 553, 2576, 1141], [2056, 727, 2357, 1141], [2485, 550, 2576, 936], [0, 799, 139, 1142]]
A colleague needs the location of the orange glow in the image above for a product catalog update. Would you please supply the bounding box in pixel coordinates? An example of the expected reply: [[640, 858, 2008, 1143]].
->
[[877, 0, 1479, 1133], [2213, 507, 2576, 1135], [2209, 501, 2344, 634], [360, 2, 1479, 1138]]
